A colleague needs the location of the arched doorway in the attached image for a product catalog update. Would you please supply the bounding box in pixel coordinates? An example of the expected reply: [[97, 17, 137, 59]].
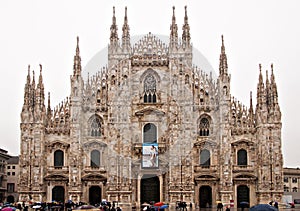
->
[[52, 186, 65, 203], [7, 195, 14, 203], [89, 186, 102, 206], [237, 185, 250, 208], [141, 175, 160, 204], [199, 186, 212, 208]]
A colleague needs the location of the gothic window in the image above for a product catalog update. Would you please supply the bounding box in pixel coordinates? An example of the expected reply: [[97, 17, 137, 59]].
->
[[144, 74, 157, 103], [54, 150, 64, 167], [143, 123, 157, 143], [293, 187, 298, 192], [284, 177, 289, 183], [91, 150, 100, 168], [89, 115, 102, 137], [200, 149, 210, 167], [237, 149, 247, 166], [292, 178, 298, 183], [199, 118, 210, 136]]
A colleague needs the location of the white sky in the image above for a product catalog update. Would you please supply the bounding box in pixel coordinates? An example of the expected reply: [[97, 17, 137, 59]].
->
[[0, 0, 299, 167]]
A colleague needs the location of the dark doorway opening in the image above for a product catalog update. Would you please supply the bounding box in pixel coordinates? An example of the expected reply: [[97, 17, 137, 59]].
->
[[89, 186, 102, 206], [141, 175, 160, 204], [7, 195, 14, 203], [52, 186, 65, 203], [199, 186, 212, 208], [237, 185, 250, 208]]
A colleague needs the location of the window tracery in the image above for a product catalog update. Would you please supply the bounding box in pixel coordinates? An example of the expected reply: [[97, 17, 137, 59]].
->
[[89, 115, 102, 137], [144, 74, 157, 103], [199, 117, 210, 136]]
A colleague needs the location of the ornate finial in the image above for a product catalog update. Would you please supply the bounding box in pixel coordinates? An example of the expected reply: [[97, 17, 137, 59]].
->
[[76, 36, 80, 55], [39, 64, 42, 73], [259, 64, 262, 72], [271, 63, 274, 73], [28, 65, 30, 73], [125, 6, 127, 18], [185, 5, 187, 19]]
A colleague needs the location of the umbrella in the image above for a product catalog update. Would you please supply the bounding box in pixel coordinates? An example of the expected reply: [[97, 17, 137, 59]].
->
[[32, 205, 42, 209], [2, 207, 16, 211], [160, 204, 169, 209], [141, 203, 150, 207], [250, 204, 278, 211], [154, 202, 164, 207]]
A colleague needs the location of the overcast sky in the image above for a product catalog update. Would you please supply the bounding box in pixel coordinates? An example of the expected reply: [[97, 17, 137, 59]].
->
[[0, 0, 299, 167]]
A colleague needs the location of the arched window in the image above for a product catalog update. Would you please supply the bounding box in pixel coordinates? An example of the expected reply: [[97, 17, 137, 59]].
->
[[293, 187, 298, 192], [200, 149, 210, 167], [237, 149, 247, 166], [144, 74, 157, 103], [54, 150, 64, 167], [199, 118, 210, 136], [89, 115, 102, 137], [91, 150, 100, 168], [143, 123, 157, 143]]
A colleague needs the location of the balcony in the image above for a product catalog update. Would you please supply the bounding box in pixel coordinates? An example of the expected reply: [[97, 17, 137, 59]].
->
[[194, 165, 217, 173], [232, 165, 254, 172], [47, 166, 69, 174], [84, 166, 106, 174]]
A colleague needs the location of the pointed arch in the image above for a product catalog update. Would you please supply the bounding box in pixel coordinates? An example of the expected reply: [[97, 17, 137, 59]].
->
[[88, 115, 103, 137], [198, 115, 211, 136], [140, 69, 160, 103]]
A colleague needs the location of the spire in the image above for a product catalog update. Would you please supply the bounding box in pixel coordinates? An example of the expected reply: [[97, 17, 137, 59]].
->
[[270, 64, 278, 104], [110, 6, 119, 47], [265, 70, 270, 106], [36, 64, 45, 107], [219, 35, 228, 75], [182, 6, 191, 47], [31, 70, 36, 109], [46, 92, 52, 123], [23, 65, 31, 107], [170, 6, 178, 48], [256, 64, 265, 109], [249, 91, 253, 114], [122, 7, 130, 51], [73, 36, 82, 76]]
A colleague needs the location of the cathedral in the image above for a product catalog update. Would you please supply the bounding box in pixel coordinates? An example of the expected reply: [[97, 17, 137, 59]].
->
[[18, 6, 283, 209]]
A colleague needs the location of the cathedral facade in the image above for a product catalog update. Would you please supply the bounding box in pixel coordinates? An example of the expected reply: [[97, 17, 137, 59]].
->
[[18, 6, 283, 209]]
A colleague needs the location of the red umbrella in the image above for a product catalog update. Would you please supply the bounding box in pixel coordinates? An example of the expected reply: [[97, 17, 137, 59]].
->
[[154, 202, 164, 207], [2, 207, 15, 211]]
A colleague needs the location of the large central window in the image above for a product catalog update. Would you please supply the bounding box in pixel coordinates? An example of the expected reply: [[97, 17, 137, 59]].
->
[[143, 123, 157, 143], [144, 74, 157, 103]]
